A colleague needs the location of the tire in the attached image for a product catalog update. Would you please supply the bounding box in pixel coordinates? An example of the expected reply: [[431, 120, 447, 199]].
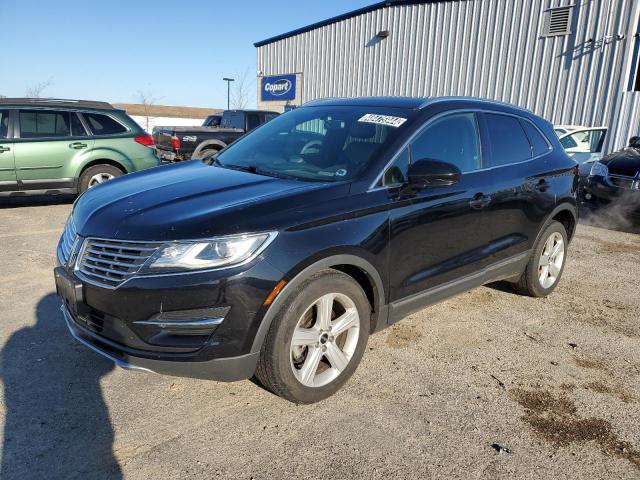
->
[[255, 269, 370, 404], [192, 144, 223, 159], [510, 220, 568, 297], [79, 164, 123, 193]]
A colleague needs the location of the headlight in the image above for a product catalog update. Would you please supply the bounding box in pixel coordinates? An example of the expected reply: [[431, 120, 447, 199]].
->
[[144, 232, 277, 273], [589, 161, 608, 177]]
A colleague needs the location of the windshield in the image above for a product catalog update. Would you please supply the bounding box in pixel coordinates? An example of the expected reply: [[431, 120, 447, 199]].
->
[[216, 106, 416, 182]]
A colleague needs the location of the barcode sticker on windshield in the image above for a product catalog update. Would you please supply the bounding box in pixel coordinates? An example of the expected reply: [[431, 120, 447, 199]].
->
[[358, 114, 407, 128]]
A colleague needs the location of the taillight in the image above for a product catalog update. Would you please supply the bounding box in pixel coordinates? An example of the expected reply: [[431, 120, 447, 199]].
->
[[134, 134, 155, 147], [170, 136, 181, 150]]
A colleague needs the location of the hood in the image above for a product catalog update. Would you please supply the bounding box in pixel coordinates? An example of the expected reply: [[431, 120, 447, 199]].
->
[[73, 161, 336, 240], [601, 148, 640, 177]]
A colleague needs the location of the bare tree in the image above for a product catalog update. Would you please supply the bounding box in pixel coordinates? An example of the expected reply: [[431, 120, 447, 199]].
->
[[230, 69, 253, 109], [25, 78, 53, 98], [0, 95, 6, 99], [136, 90, 159, 132]]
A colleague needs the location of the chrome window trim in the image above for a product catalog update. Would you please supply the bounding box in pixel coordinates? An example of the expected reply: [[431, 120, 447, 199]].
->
[[12, 107, 131, 140], [368, 108, 554, 191]]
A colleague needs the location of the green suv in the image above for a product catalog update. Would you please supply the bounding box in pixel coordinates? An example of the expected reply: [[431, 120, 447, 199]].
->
[[0, 98, 160, 196]]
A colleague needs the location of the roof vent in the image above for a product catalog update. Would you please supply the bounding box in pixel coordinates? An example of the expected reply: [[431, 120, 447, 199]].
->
[[544, 6, 573, 36]]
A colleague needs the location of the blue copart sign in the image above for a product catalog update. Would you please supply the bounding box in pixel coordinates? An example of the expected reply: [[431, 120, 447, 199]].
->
[[261, 74, 296, 101]]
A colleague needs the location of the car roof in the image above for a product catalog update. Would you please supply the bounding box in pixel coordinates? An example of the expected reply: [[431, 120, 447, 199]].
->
[[302, 96, 535, 116], [303, 96, 428, 109], [0, 98, 114, 110], [225, 109, 279, 115]]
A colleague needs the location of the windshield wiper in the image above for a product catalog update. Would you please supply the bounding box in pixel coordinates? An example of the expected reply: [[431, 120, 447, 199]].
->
[[215, 161, 298, 180]]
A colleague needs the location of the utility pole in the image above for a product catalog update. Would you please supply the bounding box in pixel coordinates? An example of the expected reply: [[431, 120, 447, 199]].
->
[[223, 77, 235, 110]]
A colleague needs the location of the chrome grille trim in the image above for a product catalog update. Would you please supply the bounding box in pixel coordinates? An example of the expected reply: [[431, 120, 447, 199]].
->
[[609, 174, 635, 189], [57, 218, 77, 265], [76, 238, 162, 289]]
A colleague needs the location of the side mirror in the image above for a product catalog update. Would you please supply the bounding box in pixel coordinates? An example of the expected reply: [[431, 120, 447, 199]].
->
[[407, 159, 461, 189]]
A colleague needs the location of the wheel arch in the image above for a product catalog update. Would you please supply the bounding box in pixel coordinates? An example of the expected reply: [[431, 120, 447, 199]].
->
[[250, 254, 387, 355], [78, 158, 128, 177], [192, 139, 227, 158], [551, 206, 577, 242]]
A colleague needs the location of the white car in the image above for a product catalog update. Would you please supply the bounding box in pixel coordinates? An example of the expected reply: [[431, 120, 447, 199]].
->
[[555, 125, 608, 165]]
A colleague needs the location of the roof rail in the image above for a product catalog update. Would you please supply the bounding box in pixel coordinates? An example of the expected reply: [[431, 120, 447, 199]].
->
[[0, 98, 114, 110]]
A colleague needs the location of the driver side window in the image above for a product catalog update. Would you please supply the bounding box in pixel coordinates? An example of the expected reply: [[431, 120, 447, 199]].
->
[[411, 113, 481, 172]]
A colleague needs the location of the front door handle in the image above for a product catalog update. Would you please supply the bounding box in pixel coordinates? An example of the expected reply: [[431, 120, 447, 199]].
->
[[69, 142, 87, 149], [469, 193, 492, 210], [0, 146, 9, 153], [535, 179, 550, 192]]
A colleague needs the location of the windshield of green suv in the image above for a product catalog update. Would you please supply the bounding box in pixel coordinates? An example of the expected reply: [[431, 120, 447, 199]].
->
[[215, 106, 416, 181]]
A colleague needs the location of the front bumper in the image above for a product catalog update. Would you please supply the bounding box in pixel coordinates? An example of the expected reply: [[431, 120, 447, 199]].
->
[[583, 176, 640, 214], [61, 303, 259, 381], [55, 256, 284, 380]]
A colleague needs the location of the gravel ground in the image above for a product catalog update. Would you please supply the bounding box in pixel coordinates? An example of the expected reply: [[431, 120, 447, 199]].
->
[[0, 197, 638, 480]]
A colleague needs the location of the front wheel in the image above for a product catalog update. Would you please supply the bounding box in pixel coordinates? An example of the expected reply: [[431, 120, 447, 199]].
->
[[255, 269, 370, 403], [510, 220, 568, 297]]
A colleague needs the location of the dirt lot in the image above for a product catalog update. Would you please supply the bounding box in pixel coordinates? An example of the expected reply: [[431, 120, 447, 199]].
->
[[0, 197, 638, 480]]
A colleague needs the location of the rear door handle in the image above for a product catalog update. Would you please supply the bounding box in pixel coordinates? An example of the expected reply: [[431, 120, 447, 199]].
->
[[69, 142, 87, 149], [535, 179, 550, 192], [0, 146, 10, 153], [469, 193, 492, 210]]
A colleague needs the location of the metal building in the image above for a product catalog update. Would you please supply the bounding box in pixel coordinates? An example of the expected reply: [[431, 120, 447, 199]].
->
[[255, 0, 640, 152]]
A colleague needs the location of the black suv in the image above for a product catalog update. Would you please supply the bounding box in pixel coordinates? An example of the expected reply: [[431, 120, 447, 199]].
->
[[55, 97, 578, 403]]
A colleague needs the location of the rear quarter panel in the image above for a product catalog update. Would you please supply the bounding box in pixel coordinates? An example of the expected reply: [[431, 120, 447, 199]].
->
[[73, 137, 159, 176]]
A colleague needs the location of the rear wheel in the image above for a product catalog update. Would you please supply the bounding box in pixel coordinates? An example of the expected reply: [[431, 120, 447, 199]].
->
[[511, 220, 568, 297], [79, 164, 123, 193], [192, 144, 223, 159], [255, 269, 370, 403]]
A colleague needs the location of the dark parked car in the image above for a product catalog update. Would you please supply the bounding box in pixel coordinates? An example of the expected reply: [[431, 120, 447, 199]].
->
[[152, 109, 278, 162], [583, 140, 640, 218], [55, 97, 578, 403]]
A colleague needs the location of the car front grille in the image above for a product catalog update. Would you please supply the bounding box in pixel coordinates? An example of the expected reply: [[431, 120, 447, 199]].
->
[[58, 218, 77, 265], [76, 238, 162, 288], [609, 175, 635, 189]]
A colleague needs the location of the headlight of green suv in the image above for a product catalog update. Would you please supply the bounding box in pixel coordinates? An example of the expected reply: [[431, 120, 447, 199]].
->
[[589, 161, 608, 177], [143, 232, 277, 273]]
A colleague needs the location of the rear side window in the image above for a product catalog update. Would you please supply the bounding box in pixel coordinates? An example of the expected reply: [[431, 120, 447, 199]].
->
[[83, 113, 127, 135], [411, 112, 481, 172], [520, 120, 550, 157], [19, 110, 70, 138], [484, 113, 531, 167], [246, 113, 260, 131], [221, 112, 244, 129], [70, 113, 87, 136], [0, 110, 9, 139]]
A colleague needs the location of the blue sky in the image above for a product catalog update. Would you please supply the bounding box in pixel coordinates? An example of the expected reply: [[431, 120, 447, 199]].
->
[[0, 0, 374, 108]]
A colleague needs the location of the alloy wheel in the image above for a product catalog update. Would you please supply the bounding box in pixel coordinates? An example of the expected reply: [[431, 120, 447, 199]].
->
[[538, 232, 565, 289], [88, 173, 115, 188], [290, 293, 360, 388]]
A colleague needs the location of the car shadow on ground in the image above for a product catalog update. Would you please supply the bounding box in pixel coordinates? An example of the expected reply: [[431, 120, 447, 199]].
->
[[0, 293, 122, 479], [0, 194, 75, 209]]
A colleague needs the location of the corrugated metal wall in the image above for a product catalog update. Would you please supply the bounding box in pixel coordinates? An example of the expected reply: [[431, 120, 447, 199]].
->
[[257, 0, 640, 152]]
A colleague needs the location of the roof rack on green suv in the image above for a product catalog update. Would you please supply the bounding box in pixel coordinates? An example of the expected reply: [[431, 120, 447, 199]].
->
[[0, 98, 160, 196]]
